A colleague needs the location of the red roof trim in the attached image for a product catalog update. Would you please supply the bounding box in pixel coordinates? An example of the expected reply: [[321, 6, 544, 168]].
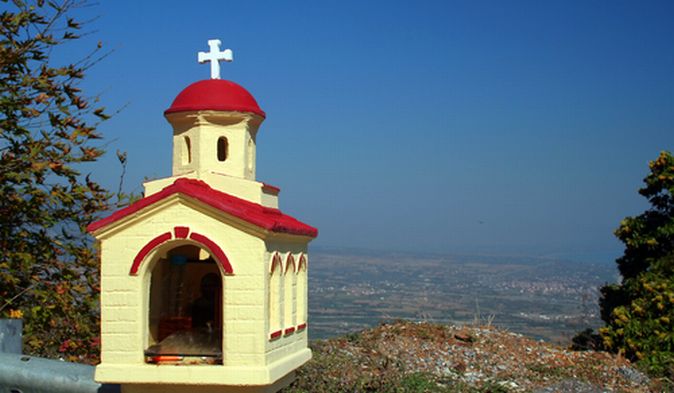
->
[[87, 178, 317, 238], [296, 323, 307, 331], [189, 232, 233, 274], [284, 327, 295, 335], [130, 232, 172, 275]]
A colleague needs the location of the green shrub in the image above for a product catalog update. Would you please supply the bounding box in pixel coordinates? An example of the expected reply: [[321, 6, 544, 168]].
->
[[599, 151, 674, 379], [600, 258, 674, 378]]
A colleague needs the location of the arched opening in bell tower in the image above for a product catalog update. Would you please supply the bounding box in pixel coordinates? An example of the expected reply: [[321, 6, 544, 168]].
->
[[217, 136, 228, 162], [182, 136, 192, 164], [145, 243, 223, 365]]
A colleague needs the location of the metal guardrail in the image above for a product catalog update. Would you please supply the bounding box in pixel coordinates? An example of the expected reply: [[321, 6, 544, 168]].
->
[[0, 352, 120, 393], [0, 320, 119, 393]]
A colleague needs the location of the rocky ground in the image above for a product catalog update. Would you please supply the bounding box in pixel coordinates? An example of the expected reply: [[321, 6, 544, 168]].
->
[[283, 321, 664, 393]]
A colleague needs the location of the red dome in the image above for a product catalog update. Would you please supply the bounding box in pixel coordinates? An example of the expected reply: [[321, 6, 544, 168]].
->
[[165, 79, 265, 118]]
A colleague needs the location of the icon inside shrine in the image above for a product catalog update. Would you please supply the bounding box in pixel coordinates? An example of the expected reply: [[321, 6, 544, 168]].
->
[[145, 245, 223, 365]]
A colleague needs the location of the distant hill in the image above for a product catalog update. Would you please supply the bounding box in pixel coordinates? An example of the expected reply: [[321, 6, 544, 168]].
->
[[283, 320, 659, 392], [308, 249, 618, 343]]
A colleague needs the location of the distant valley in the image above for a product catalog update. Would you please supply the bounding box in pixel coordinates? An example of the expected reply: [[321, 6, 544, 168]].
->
[[308, 248, 618, 344]]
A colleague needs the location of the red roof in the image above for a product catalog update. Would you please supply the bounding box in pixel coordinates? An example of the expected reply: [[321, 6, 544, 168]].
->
[[87, 178, 317, 237], [164, 79, 266, 118]]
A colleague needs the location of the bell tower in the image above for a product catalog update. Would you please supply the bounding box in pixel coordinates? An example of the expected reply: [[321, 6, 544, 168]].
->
[[165, 90, 263, 180], [164, 40, 266, 181]]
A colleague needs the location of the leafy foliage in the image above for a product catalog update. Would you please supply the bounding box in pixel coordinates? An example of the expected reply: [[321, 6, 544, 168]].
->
[[612, 151, 674, 281], [599, 151, 674, 379], [0, 0, 124, 363]]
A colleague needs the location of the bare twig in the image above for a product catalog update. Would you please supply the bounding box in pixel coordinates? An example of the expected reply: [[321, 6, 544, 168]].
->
[[0, 284, 35, 313]]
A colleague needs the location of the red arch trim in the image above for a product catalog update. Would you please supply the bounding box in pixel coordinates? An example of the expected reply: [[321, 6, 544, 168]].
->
[[298, 253, 307, 272], [129, 228, 233, 276], [189, 232, 233, 274], [130, 232, 172, 275], [285, 253, 296, 274], [270, 252, 283, 273], [174, 226, 189, 239]]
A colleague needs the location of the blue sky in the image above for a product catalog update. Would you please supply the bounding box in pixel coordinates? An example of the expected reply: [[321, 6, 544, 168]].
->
[[43, 1, 674, 262]]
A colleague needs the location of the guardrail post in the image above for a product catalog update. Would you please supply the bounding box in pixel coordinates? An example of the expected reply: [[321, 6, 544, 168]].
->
[[0, 318, 22, 354]]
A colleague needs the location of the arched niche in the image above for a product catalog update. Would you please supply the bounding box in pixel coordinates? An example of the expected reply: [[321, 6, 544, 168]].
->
[[133, 228, 232, 366]]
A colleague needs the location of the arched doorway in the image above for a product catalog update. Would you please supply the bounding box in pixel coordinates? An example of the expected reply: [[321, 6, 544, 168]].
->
[[144, 243, 223, 365]]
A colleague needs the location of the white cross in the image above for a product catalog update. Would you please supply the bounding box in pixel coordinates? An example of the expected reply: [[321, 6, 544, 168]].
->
[[198, 39, 233, 79]]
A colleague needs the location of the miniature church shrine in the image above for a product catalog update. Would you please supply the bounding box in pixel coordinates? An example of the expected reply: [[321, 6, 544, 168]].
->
[[88, 40, 317, 393]]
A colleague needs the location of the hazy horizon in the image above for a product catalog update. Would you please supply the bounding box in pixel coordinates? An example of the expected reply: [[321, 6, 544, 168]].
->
[[310, 243, 621, 266]]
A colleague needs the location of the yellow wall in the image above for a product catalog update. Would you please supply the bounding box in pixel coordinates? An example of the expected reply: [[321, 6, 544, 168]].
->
[[94, 197, 310, 386], [263, 241, 309, 367]]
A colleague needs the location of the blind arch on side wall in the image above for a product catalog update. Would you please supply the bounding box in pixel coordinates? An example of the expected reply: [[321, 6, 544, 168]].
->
[[269, 252, 283, 334], [283, 253, 296, 330], [296, 253, 308, 326]]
